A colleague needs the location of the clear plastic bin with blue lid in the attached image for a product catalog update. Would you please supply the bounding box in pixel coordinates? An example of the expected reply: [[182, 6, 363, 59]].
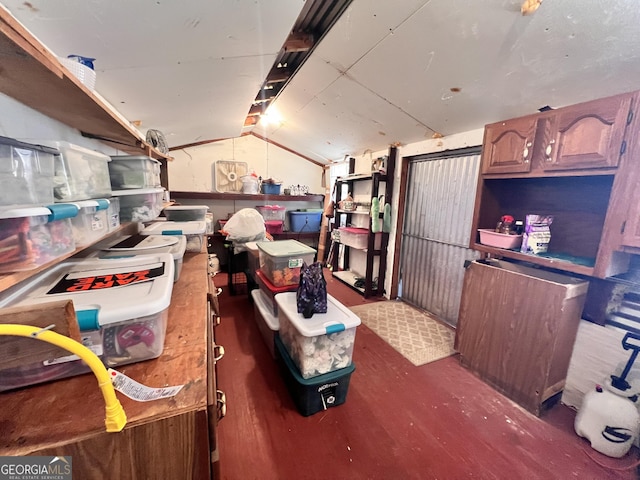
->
[[142, 220, 206, 253], [100, 234, 186, 282], [275, 291, 361, 379], [0, 136, 57, 207], [111, 187, 165, 222], [108, 154, 162, 189], [0, 204, 78, 273], [0, 254, 175, 391], [256, 239, 316, 287]]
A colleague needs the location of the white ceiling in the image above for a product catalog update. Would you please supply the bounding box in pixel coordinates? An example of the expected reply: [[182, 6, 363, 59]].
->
[[3, 0, 640, 164]]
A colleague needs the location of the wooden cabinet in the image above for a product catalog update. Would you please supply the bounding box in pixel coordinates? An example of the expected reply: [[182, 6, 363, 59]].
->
[[0, 253, 220, 479], [455, 259, 589, 416], [481, 115, 537, 174], [472, 91, 637, 277], [481, 92, 633, 177], [539, 94, 632, 171]]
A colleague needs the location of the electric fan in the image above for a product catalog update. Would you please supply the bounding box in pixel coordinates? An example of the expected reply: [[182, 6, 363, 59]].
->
[[213, 161, 248, 193]]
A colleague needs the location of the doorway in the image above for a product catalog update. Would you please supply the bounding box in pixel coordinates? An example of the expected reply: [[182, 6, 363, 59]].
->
[[398, 148, 481, 327]]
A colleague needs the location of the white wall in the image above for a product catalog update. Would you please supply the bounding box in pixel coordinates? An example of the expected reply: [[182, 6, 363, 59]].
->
[[167, 134, 324, 194]]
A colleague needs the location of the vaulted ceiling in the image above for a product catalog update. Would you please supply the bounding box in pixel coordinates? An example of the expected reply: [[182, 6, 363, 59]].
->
[[3, 0, 640, 164]]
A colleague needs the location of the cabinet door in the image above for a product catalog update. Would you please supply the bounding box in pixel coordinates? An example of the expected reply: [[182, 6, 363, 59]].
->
[[541, 94, 633, 171], [481, 116, 537, 174]]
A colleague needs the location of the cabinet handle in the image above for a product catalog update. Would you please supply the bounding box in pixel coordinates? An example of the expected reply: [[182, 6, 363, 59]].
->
[[217, 390, 227, 420], [212, 313, 221, 326], [213, 344, 225, 362], [545, 139, 556, 161], [523, 140, 532, 162]]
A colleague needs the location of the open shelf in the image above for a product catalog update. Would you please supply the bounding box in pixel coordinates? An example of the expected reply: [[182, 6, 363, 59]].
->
[[0, 9, 168, 160], [171, 191, 324, 203], [332, 270, 365, 295], [473, 243, 595, 277]]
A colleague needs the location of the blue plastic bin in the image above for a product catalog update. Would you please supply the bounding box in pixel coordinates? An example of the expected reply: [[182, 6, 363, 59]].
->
[[289, 210, 322, 232], [262, 183, 282, 194]]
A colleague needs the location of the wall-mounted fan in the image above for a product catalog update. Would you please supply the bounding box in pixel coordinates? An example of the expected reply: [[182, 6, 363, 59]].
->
[[214, 160, 248, 193]]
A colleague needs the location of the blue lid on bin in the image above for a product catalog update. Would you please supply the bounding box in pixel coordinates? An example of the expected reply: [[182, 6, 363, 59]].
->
[[47, 203, 79, 221]]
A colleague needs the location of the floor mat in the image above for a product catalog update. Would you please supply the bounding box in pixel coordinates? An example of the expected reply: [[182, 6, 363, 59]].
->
[[350, 301, 456, 366]]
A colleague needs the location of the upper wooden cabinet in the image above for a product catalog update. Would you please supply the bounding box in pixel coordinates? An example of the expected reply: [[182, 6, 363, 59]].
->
[[539, 94, 633, 171], [481, 92, 634, 176], [481, 116, 537, 174]]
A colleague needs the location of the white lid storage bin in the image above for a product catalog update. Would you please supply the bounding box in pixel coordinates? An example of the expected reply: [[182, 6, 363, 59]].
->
[[111, 187, 165, 222], [251, 289, 279, 358], [68, 199, 110, 247], [0, 254, 175, 391], [28, 140, 112, 202], [257, 240, 316, 287], [141, 220, 206, 253], [101, 234, 186, 282], [0, 205, 77, 273], [275, 292, 361, 379], [163, 205, 209, 222], [109, 155, 162, 189], [0, 136, 57, 207], [338, 227, 381, 250]]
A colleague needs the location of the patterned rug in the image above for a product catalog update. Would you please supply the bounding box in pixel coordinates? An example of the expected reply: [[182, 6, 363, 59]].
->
[[350, 301, 456, 366]]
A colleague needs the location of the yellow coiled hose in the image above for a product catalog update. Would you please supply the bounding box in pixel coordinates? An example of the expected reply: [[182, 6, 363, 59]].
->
[[0, 324, 127, 432]]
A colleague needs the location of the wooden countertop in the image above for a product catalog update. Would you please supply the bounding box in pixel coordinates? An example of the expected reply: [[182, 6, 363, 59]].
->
[[0, 252, 209, 455]]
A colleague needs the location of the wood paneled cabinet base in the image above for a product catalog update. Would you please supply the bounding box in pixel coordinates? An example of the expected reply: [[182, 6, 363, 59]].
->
[[454, 259, 589, 416]]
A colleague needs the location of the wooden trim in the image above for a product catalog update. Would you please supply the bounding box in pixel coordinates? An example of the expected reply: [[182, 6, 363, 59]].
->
[[283, 32, 315, 53], [389, 154, 410, 299], [250, 132, 326, 167]]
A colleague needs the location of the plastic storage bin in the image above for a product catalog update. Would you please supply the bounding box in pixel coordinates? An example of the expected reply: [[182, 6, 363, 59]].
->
[[0, 136, 57, 207], [251, 289, 279, 358], [289, 210, 322, 233], [478, 229, 523, 250], [261, 183, 282, 195], [257, 240, 316, 287], [108, 155, 161, 189], [0, 205, 77, 273], [68, 199, 110, 247], [275, 335, 355, 416], [276, 292, 361, 379], [111, 187, 165, 222], [106, 196, 120, 232], [338, 227, 381, 250], [256, 205, 286, 221], [163, 205, 209, 222], [0, 254, 175, 392], [30, 140, 112, 201], [265, 220, 284, 234], [142, 220, 206, 253], [100, 234, 187, 282], [255, 269, 297, 317]]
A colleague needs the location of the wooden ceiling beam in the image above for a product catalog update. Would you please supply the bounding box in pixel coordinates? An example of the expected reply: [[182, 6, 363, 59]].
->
[[265, 69, 292, 84], [283, 32, 314, 53]]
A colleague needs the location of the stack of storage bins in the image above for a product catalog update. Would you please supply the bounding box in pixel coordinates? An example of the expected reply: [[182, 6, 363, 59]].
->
[[109, 155, 164, 223], [275, 291, 360, 416], [0, 137, 78, 274], [256, 205, 286, 234], [142, 205, 209, 253], [0, 254, 175, 391]]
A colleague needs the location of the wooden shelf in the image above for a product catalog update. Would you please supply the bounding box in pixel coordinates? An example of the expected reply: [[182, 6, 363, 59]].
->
[[0, 222, 139, 294], [336, 209, 369, 215], [171, 191, 324, 202], [0, 8, 169, 161], [332, 270, 365, 295], [473, 243, 595, 277]]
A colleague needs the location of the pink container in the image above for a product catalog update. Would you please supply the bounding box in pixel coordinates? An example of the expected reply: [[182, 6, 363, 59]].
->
[[265, 220, 284, 234], [478, 229, 523, 249], [256, 205, 286, 222]]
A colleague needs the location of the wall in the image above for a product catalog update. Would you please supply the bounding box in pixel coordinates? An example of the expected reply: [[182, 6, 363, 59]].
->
[[167, 135, 324, 194]]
